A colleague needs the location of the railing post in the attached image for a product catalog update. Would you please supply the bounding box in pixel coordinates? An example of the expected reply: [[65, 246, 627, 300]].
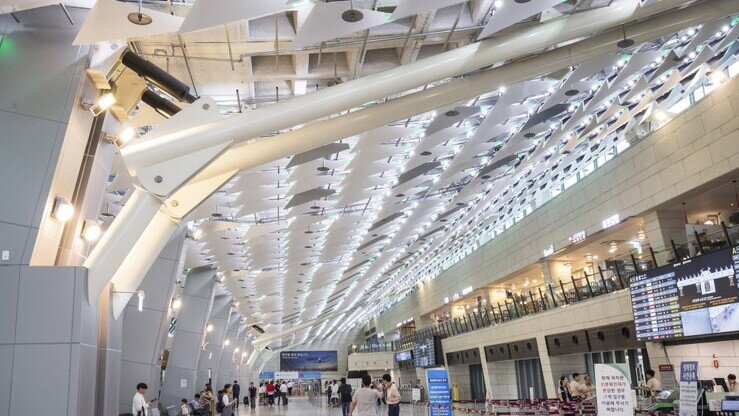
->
[[693, 229, 704, 254], [570, 275, 582, 301], [614, 264, 626, 289], [721, 221, 732, 246], [630, 253, 639, 272], [648, 245, 658, 268], [548, 283, 558, 307], [670, 238, 679, 261], [597, 265, 609, 293], [529, 291, 538, 312], [503, 301, 513, 319], [498, 302, 506, 321], [583, 270, 594, 297], [538, 287, 548, 310], [559, 280, 569, 304]]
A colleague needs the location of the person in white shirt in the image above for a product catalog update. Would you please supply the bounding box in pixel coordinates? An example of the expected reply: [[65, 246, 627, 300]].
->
[[350, 375, 384, 416], [132, 382, 155, 416], [280, 381, 289, 405], [728, 374, 738, 392], [221, 384, 238, 416], [180, 398, 191, 415], [288, 380, 294, 395], [569, 373, 583, 399], [645, 370, 662, 395], [382, 374, 401, 416]]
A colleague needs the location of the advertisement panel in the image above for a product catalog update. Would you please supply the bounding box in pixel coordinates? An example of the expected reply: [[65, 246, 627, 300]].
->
[[280, 351, 338, 371], [426, 368, 452, 416], [679, 361, 699, 416], [595, 363, 634, 416]]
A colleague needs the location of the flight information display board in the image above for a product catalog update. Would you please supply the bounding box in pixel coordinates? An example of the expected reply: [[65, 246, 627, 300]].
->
[[414, 338, 436, 367], [395, 350, 413, 362], [629, 245, 739, 341]]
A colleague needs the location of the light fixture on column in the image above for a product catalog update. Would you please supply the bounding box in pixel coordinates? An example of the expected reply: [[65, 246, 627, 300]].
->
[[52, 197, 74, 222], [87, 92, 116, 116], [137, 290, 145, 311], [106, 126, 138, 146], [224, 339, 231, 346], [234, 347, 240, 353], [172, 298, 182, 311], [81, 220, 102, 241], [206, 323, 214, 333]]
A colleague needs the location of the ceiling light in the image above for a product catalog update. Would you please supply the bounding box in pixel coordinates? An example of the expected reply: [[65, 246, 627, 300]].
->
[[172, 298, 182, 311], [52, 197, 74, 222], [494, 0, 503, 7], [206, 324, 214, 333], [137, 291, 145, 312], [224, 339, 231, 346], [81, 220, 102, 241]]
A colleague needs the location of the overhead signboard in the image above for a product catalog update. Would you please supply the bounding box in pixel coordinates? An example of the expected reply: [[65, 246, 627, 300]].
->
[[280, 351, 338, 371]]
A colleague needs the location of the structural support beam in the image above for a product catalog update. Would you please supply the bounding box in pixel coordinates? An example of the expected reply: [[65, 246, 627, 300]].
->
[[83, 0, 739, 322], [160, 267, 216, 407]]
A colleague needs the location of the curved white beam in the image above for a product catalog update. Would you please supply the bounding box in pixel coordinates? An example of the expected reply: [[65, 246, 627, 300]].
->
[[124, 0, 687, 196]]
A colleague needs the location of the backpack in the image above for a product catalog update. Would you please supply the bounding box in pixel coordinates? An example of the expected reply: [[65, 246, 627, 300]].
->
[[216, 398, 225, 414], [341, 384, 353, 402]]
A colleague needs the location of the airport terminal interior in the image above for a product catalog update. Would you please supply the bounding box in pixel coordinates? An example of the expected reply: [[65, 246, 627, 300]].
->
[[2, 0, 739, 415]]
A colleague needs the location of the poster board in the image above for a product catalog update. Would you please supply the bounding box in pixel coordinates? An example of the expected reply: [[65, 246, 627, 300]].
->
[[426, 368, 452, 416], [595, 363, 634, 416], [679, 361, 699, 416]]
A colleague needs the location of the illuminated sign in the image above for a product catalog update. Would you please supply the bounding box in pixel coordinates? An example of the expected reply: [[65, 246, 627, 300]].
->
[[542, 244, 554, 257], [461, 286, 473, 296], [569, 230, 587, 244], [602, 214, 620, 229]]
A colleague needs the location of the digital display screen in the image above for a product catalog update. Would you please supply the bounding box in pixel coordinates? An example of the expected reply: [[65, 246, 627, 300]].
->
[[280, 351, 338, 371], [629, 246, 739, 341], [395, 350, 413, 362], [414, 338, 436, 367]]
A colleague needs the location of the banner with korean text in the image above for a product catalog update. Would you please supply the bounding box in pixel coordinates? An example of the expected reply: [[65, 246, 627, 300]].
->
[[595, 363, 634, 416]]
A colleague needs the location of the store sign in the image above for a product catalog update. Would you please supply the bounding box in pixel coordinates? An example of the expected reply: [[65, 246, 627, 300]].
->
[[680, 361, 699, 416], [595, 363, 634, 416], [602, 214, 620, 229], [426, 368, 452, 416], [542, 244, 554, 257], [443, 297, 450, 304], [461, 286, 473, 296], [259, 371, 275, 380], [569, 230, 587, 244], [299, 371, 321, 379], [275, 371, 299, 379]]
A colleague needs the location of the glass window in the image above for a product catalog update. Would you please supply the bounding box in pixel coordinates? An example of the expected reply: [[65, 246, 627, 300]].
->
[[564, 175, 578, 189], [616, 140, 630, 153]]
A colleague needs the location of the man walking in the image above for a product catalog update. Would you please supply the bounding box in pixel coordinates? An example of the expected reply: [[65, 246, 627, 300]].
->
[[338, 377, 353, 416], [382, 374, 401, 416], [350, 375, 383, 416], [233, 380, 241, 409], [249, 382, 258, 411]]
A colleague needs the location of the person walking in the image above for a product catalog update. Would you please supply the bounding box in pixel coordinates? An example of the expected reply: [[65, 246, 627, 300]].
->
[[339, 377, 353, 416], [350, 375, 383, 416], [249, 382, 258, 411], [280, 381, 289, 405], [233, 380, 241, 409], [382, 374, 401, 416], [267, 380, 276, 406], [288, 380, 294, 395]]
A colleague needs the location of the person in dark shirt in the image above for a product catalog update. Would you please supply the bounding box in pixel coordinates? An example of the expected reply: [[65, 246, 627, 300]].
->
[[559, 377, 573, 402], [249, 382, 258, 411], [233, 381, 241, 409]]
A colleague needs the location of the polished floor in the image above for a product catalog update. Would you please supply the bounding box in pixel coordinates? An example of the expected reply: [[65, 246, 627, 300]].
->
[[229, 396, 421, 416]]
